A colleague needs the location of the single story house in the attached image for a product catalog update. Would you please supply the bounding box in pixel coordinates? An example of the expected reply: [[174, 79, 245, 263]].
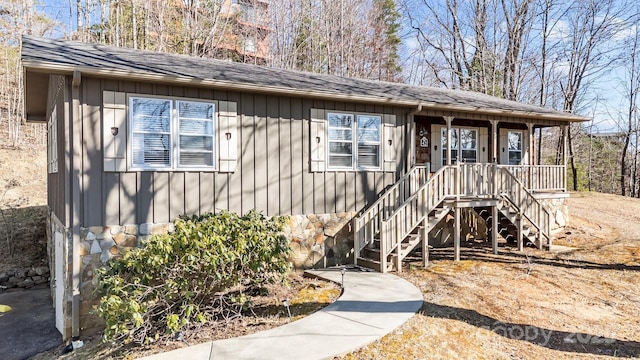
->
[[21, 35, 587, 339]]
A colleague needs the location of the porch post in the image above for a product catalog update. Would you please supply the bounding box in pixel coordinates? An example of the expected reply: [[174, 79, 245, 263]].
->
[[445, 116, 453, 165], [527, 123, 534, 165], [562, 125, 568, 167], [490, 120, 498, 163], [562, 125, 568, 190], [454, 205, 461, 261], [492, 205, 498, 255], [422, 217, 429, 268]]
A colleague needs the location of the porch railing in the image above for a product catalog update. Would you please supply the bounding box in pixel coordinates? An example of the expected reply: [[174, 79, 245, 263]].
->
[[496, 167, 551, 245], [498, 165, 565, 192], [378, 166, 456, 271], [353, 165, 430, 256]]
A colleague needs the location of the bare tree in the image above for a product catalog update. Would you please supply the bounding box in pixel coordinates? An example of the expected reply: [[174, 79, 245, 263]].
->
[[555, 0, 629, 190], [619, 11, 640, 196]]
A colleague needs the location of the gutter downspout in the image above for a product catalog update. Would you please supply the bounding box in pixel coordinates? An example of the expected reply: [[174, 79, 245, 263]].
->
[[71, 70, 82, 339], [408, 104, 424, 169]]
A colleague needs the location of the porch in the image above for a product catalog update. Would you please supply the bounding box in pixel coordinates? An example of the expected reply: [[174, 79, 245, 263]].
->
[[352, 163, 566, 273]]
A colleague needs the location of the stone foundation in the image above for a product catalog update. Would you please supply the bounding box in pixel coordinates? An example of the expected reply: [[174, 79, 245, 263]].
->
[[78, 223, 175, 335], [282, 212, 357, 269], [536, 195, 569, 230]]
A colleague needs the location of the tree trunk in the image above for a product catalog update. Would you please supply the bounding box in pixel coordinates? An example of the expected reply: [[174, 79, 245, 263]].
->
[[568, 125, 578, 191]]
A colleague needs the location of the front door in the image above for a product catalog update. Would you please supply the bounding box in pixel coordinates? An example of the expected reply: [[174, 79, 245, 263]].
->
[[415, 118, 431, 166]]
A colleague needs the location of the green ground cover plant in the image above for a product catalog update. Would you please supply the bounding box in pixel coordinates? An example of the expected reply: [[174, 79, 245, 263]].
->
[[94, 210, 290, 344]]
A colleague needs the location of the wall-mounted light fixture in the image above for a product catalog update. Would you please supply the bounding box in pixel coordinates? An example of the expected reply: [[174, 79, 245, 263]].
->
[[110, 127, 119, 136], [226, 132, 232, 140]]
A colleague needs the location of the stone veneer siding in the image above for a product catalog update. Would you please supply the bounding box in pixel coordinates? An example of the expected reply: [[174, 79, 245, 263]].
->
[[49, 211, 357, 338], [78, 222, 176, 335], [282, 212, 357, 269]]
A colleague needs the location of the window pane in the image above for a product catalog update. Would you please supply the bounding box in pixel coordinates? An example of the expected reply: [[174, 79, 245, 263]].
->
[[328, 128, 352, 141], [442, 149, 458, 165], [508, 132, 522, 150], [358, 144, 380, 167], [178, 101, 215, 168], [180, 152, 213, 167], [441, 128, 459, 149], [509, 151, 522, 165], [328, 113, 353, 128], [461, 150, 477, 162], [132, 133, 170, 166], [179, 135, 213, 151], [460, 129, 476, 149], [131, 98, 171, 133], [179, 101, 214, 119], [357, 115, 381, 142], [329, 156, 352, 167], [131, 98, 172, 167], [180, 119, 213, 135], [329, 142, 352, 155], [327, 113, 354, 168]]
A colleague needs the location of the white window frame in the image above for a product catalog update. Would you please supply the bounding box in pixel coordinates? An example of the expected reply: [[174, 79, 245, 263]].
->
[[441, 126, 478, 165], [128, 95, 217, 171], [326, 112, 382, 171], [508, 131, 523, 165]]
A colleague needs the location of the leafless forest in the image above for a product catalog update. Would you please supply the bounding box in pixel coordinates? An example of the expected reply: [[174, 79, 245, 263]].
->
[[2, 0, 639, 196]]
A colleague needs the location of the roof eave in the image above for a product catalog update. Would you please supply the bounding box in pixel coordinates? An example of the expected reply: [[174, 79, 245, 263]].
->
[[22, 60, 590, 123]]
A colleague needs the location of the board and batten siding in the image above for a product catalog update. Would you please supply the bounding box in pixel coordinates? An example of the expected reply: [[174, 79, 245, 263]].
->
[[47, 74, 68, 226], [78, 77, 409, 227]]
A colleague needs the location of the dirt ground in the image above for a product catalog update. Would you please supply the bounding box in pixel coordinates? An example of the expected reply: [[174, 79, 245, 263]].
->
[[0, 146, 48, 272], [32, 272, 339, 360], [341, 191, 640, 359]]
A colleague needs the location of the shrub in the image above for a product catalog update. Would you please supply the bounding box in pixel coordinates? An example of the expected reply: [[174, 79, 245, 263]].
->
[[94, 210, 290, 344]]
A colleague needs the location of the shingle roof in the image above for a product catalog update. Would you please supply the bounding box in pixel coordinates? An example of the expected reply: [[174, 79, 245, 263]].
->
[[21, 35, 587, 122]]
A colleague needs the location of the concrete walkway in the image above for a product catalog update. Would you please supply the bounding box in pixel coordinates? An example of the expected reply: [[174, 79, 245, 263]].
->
[[140, 267, 423, 360]]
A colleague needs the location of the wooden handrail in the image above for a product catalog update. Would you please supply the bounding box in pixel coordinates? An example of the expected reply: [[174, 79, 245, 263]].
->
[[379, 166, 456, 264], [496, 167, 551, 243], [353, 165, 430, 258]]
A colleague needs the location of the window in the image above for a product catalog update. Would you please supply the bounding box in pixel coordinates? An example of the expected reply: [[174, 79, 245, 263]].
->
[[508, 131, 522, 165], [243, 37, 256, 53], [130, 97, 216, 170], [327, 112, 381, 170], [441, 127, 477, 165], [177, 101, 215, 167], [239, 1, 257, 23]]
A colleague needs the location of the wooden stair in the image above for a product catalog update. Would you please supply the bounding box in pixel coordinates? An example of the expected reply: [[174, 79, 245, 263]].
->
[[352, 163, 551, 273], [475, 203, 542, 249], [357, 203, 452, 272]]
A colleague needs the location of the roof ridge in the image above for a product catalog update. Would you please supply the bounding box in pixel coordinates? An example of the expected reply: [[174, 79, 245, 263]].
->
[[21, 35, 588, 122]]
